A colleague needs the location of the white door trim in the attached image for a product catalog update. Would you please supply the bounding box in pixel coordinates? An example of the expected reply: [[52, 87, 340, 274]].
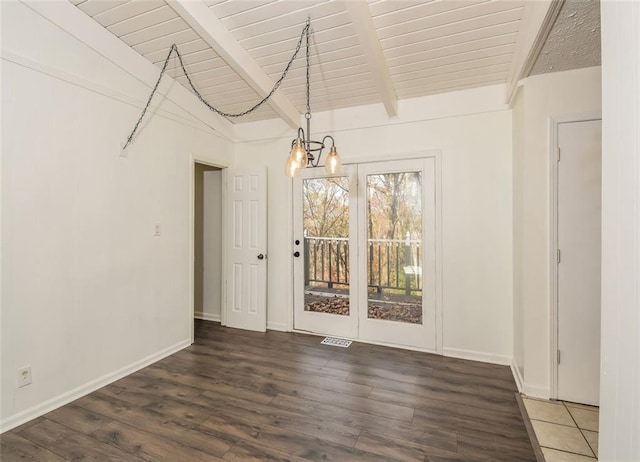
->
[[548, 113, 601, 399], [189, 156, 229, 344]]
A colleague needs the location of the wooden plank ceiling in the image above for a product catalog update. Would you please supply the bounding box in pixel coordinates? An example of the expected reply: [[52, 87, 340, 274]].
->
[[70, 0, 525, 124]]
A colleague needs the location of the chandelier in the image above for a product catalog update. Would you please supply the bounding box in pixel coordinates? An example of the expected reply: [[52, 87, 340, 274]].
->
[[284, 20, 342, 177]]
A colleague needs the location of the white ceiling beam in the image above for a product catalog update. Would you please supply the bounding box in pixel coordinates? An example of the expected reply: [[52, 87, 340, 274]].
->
[[167, 0, 300, 129], [505, 0, 565, 104], [20, 0, 234, 141], [344, 1, 398, 117]]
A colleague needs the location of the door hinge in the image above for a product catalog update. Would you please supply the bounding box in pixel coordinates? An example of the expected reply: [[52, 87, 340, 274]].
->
[[557, 249, 561, 263], [557, 350, 561, 364], [557, 147, 561, 162]]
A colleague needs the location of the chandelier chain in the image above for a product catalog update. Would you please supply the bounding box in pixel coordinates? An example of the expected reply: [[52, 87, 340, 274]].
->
[[306, 22, 311, 116], [123, 20, 311, 150]]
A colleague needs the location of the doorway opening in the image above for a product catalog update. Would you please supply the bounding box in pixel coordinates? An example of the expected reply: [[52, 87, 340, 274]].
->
[[293, 157, 441, 352], [194, 162, 223, 342]]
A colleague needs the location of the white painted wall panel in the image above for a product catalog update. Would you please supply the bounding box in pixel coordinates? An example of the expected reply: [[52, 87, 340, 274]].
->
[[512, 67, 602, 398], [202, 170, 223, 322], [0, 1, 232, 431], [234, 85, 514, 361], [599, 1, 640, 459]]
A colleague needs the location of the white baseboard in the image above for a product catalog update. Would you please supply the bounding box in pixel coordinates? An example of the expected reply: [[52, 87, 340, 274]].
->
[[267, 321, 288, 332], [195, 313, 221, 322], [442, 347, 512, 366], [511, 359, 525, 393], [522, 383, 550, 400], [0, 339, 190, 433]]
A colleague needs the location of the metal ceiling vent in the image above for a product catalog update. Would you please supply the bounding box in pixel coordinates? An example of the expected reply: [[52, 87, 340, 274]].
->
[[321, 337, 352, 348]]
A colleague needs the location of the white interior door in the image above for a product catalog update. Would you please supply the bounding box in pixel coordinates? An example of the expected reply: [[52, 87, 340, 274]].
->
[[225, 167, 267, 332], [557, 119, 602, 405], [358, 159, 437, 351], [293, 166, 358, 338]]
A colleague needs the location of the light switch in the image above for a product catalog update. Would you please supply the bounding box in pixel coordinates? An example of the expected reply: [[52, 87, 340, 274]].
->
[[154, 223, 161, 236]]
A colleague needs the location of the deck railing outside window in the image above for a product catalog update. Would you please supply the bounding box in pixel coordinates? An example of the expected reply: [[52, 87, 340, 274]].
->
[[304, 237, 422, 295]]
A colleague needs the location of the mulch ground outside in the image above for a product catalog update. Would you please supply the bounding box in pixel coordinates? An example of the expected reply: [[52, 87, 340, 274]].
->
[[304, 293, 422, 324]]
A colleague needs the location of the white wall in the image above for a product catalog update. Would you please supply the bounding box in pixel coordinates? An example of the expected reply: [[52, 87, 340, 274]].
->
[[0, 1, 232, 431], [599, 1, 640, 459], [235, 85, 514, 362], [202, 170, 222, 322], [194, 164, 222, 321], [512, 84, 525, 383], [512, 66, 602, 397]]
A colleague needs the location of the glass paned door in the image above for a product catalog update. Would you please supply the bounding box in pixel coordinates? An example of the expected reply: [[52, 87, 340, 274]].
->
[[365, 171, 423, 324], [293, 166, 358, 338], [293, 159, 437, 351], [358, 159, 437, 350]]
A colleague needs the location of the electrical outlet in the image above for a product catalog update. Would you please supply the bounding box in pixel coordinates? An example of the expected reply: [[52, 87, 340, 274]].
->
[[18, 366, 32, 387]]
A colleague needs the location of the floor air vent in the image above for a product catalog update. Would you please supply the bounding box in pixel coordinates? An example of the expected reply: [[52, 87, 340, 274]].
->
[[321, 337, 352, 348]]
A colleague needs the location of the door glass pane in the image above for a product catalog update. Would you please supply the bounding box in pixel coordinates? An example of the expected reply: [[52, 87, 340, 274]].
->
[[303, 177, 350, 316], [366, 172, 423, 324]]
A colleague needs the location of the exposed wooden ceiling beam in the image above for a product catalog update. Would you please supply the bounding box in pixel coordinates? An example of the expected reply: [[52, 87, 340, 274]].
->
[[344, 1, 398, 117], [167, 0, 301, 129], [505, 0, 565, 104]]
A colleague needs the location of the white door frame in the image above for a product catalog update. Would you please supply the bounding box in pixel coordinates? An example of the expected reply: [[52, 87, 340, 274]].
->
[[289, 150, 443, 354], [189, 156, 229, 344], [549, 114, 601, 399]]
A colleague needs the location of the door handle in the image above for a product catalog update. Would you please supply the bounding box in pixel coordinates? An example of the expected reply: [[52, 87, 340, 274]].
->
[[293, 251, 300, 258], [257, 254, 265, 260]]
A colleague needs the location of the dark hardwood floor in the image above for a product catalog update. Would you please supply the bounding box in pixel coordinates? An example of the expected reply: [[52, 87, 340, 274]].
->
[[1, 320, 535, 461]]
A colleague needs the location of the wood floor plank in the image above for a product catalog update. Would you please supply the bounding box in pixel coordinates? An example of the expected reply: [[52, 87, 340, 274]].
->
[[456, 430, 538, 461], [44, 403, 112, 435], [355, 430, 462, 462], [222, 439, 312, 462], [141, 364, 278, 405], [433, 367, 518, 392], [5, 320, 534, 461], [79, 392, 235, 457], [369, 384, 522, 417], [190, 388, 361, 447], [139, 359, 271, 401], [269, 393, 442, 448], [200, 412, 395, 462], [274, 383, 415, 422], [191, 341, 351, 381], [0, 432, 66, 462], [90, 420, 223, 462], [347, 370, 479, 396], [18, 419, 146, 462]]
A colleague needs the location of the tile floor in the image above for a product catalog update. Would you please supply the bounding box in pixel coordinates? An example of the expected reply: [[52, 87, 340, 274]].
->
[[522, 396, 599, 461]]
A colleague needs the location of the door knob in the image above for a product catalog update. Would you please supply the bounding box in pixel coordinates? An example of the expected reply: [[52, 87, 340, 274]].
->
[[293, 251, 300, 257], [257, 254, 265, 260]]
